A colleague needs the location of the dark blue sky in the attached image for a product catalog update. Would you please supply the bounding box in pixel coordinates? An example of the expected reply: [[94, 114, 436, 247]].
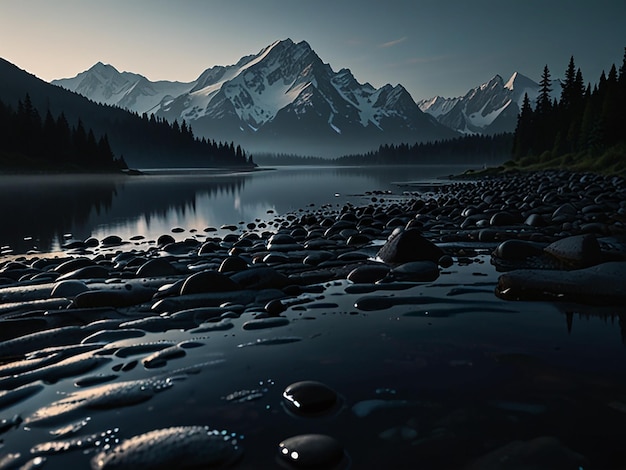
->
[[1, 0, 625, 100]]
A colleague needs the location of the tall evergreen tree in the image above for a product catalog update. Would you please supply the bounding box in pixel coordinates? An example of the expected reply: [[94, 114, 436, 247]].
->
[[512, 93, 534, 158], [536, 65, 553, 115]]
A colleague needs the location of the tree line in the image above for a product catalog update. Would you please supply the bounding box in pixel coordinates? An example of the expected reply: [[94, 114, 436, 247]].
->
[[512, 48, 626, 166], [334, 133, 513, 165], [128, 111, 254, 167], [0, 94, 127, 171], [0, 93, 256, 172]]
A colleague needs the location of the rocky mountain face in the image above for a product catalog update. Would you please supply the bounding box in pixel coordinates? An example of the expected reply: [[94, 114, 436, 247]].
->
[[53, 39, 457, 156], [418, 73, 541, 135]]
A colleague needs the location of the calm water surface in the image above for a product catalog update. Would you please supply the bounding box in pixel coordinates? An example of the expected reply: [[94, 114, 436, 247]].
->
[[0, 165, 469, 255]]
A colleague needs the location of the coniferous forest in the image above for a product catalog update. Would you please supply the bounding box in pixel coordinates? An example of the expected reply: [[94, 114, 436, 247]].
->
[[0, 94, 255, 173], [335, 133, 513, 166], [511, 47, 626, 173], [0, 94, 127, 172]]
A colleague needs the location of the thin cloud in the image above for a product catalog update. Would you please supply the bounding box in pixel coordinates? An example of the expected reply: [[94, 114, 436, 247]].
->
[[378, 37, 407, 49]]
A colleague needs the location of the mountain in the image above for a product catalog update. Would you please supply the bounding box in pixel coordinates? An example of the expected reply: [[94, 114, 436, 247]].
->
[[53, 62, 194, 115], [418, 72, 541, 135], [53, 39, 458, 157], [0, 58, 250, 169]]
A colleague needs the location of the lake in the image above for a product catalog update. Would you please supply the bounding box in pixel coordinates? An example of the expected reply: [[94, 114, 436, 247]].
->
[[0, 165, 470, 255]]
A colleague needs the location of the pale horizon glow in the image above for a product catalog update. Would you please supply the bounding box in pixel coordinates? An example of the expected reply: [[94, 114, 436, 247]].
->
[[1, 0, 625, 101]]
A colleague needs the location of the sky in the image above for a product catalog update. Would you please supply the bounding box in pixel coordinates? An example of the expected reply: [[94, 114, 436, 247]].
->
[[1, 0, 625, 101]]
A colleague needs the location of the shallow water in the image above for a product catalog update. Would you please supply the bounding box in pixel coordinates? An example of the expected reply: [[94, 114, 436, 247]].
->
[[1, 255, 625, 469]]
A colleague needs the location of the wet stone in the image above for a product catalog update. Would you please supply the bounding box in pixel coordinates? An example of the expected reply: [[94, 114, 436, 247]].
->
[[278, 434, 345, 469], [493, 239, 545, 261], [391, 261, 439, 282], [377, 228, 444, 265], [265, 299, 286, 315], [242, 317, 289, 330], [135, 258, 179, 277], [347, 264, 390, 284], [180, 270, 239, 295], [543, 234, 602, 268], [50, 280, 89, 298], [91, 426, 243, 470], [218, 256, 248, 273], [282, 381, 339, 416]]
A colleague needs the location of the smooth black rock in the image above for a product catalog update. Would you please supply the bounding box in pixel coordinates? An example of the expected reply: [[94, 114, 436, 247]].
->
[[230, 267, 289, 290], [242, 316, 289, 330], [219, 256, 248, 273], [376, 228, 444, 265], [136, 259, 179, 277], [265, 299, 286, 315], [54, 258, 94, 274], [277, 434, 345, 469], [543, 234, 602, 268], [180, 271, 240, 295], [56, 265, 110, 281], [391, 261, 439, 282], [282, 380, 339, 416], [347, 264, 390, 284], [494, 240, 545, 261]]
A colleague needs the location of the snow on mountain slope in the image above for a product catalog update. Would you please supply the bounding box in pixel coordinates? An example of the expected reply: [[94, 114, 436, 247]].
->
[[52, 62, 194, 115], [417, 95, 461, 118], [419, 72, 541, 135], [52, 39, 457, 156]]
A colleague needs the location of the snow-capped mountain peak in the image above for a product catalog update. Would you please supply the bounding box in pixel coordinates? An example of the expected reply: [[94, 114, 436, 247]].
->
[[419, 72, 540, 135], [53, 38, 456, 156]]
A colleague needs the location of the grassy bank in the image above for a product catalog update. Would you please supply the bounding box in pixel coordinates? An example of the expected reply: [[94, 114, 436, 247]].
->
[[459, 143, 626, 178]]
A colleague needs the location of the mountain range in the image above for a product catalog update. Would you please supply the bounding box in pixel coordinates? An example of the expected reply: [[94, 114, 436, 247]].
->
[[2, 38, 553, 163], [53, 39, 458, 156], [418, 72, 543, 135]]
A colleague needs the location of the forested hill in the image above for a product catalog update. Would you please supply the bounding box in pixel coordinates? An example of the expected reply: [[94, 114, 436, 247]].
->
[[511, 48, 626, 173], [0, 58, 254, 169], [0, 94, 126, 172]]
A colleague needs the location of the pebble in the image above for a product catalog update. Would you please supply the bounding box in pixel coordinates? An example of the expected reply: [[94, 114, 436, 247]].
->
[[91, 426, 243, 470], [277, 434, 345, 469], [282, 380, 338, 416]]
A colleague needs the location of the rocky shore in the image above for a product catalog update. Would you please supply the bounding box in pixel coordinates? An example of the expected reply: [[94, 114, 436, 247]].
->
[[0, 169, 625, 469]]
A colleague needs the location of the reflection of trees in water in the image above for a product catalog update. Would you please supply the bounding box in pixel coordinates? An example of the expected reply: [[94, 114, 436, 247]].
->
[[0, 175, 119, 253], [107, 176, 246, 222], [0, 174, 248, 254], [564, 309, 626, 345]]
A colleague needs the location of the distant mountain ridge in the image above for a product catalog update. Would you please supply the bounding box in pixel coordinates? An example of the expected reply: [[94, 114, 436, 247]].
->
[[418, 72, 560, 135], [0, 58, 250, 169], [53, 62, 194, 115], [53, 39, 457, 157]]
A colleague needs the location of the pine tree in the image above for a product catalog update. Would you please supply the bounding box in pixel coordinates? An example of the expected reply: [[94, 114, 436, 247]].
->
[[560, 56, 578, 111], [512, 93, 533, 158], [536, 65, 552, 114]]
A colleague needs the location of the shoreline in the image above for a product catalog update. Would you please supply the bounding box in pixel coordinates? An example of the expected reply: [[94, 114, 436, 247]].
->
[[0, 168, 625, 468]]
